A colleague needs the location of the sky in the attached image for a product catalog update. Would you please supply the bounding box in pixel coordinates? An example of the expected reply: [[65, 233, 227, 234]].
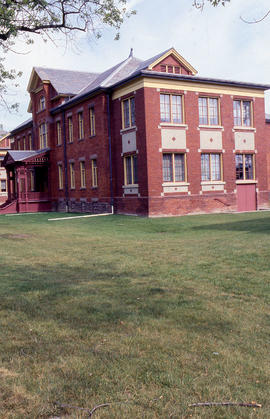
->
[[2, 0, 270, 131]]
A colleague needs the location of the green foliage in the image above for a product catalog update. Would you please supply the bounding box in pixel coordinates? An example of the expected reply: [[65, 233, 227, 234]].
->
[[0, 0, 135, 111], [193, 0, 230, 9]]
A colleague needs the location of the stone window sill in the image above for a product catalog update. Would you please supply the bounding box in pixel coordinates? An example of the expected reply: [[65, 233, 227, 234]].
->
[[201, 181, 225, 185], [160, 123, 187, 128], [198, 125, 223, 129], [236, 180, 257, 184], [233, 126, 255, 131], [162, 182, 189, 187]]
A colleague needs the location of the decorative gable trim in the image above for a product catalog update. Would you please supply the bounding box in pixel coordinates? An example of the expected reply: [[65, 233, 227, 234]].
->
[[147, 48, 197, 75]]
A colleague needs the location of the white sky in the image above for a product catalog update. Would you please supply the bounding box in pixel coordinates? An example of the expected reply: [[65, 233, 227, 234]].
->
[[2, 0, 270, 131]]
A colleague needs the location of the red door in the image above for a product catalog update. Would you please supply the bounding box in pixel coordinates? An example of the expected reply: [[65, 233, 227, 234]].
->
[[237, 184, 256, 212]]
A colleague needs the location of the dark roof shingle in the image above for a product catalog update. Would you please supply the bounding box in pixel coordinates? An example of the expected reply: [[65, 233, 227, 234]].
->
[[34, 67, 99, 95]]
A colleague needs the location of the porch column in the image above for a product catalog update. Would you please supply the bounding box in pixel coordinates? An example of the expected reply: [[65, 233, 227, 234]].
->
[[7, 169, 11, 201]]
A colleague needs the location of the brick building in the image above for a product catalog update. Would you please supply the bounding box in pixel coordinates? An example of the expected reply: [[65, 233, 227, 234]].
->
[[0, 128, 10, 204], [2, 47, 270, 216]]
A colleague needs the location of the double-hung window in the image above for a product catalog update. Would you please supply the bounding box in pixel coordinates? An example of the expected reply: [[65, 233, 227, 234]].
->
[[233, 100, 252, 127], [39, 123, 47, 148], [80, 161, 86, 188], [235, 154, 255, 180], [160, 94, 183, 124], [122, 97, 135, 129], [199, 97, 219, 125], [29, 170, 35, 192], [58, 164, 63, 189], [124, 154, 138, 185], [78, 112, 84, 139], [70, 162, 75, 189], [89, 107, 95, 136], [39, 96, 45, 111], [56, 121, 62, 145], [162, 153, 186, 182], [201, 153, 222, 181], [28, 134, 32, 150], [68, 116, 73, 142], [91, 159, 98, 187]]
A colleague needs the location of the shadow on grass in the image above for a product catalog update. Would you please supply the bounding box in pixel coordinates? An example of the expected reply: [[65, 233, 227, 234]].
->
[[192, 215, 270, 234], [0, 261, 233, 338]]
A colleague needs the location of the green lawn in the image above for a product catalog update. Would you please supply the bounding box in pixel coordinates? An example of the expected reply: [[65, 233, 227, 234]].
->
[[0, 211, 270, 418]]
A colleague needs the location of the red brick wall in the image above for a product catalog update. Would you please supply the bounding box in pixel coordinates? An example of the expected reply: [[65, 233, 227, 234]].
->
[[142, 86, 270, 216], [111, 87, 149, 216], [12, 125, 33, 150], [10, 73, 270, 217], [50, 93, 112, 209]]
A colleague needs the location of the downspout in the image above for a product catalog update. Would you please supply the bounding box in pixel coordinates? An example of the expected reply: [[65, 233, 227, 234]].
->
[[106, 94, 114, 212], [62, 109, 69, 212]]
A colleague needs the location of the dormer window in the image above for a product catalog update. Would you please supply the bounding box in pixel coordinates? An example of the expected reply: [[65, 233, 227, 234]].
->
[[160, 65, 181, 74], [39, 95, 46, 111]]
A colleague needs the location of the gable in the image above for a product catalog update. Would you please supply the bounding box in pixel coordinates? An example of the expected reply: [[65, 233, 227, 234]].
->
[[148, 48, 197, 76], [27, 69, 47, 93], [152, 56, 191, 75]]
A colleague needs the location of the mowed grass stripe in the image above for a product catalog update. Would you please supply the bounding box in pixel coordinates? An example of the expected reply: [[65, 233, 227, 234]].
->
[[0, 212, 269, 418]]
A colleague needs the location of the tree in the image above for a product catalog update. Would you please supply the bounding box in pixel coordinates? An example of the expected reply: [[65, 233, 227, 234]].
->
[[0, 0, 135, 110], [193, 0, 230, 9], [193, 0, 270, 23]]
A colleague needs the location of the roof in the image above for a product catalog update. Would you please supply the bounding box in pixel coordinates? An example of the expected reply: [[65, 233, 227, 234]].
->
[[4, 148, 49, 163], [50, 47, 269, 114], [29, 67, 99, 95], [140, 70, 270, 90], [52, 49, 177, 108], [10, 118, 33, 135]]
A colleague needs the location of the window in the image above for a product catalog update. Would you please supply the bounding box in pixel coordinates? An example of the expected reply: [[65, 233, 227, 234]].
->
[[235, 154, 255, 180], [162, 153, 186, 182], [122, 97, 135, 129], [201, 153, 222, 181], [28, 134, 32, 150], [17, 139, 21, 150], [160, 94, 183, 124], [70, 162, 75, 189], [22, 136, 26, 150], [39, 123, 47, 148], [78, 112, 84, 139], [56, 121, 62, 145], [89, 107, 95, 136], [29, 170, 35, 191], [39, 96, 45, 111], [91, 159, 98, 187], [124, 154, 138, 185], [1, 179, 6, 192], [160, 65, 181, 74], [80, 161, 86, 188], [199, 97, 219, 125], [68, 117, 73, 142], [233, 100, 252, 127], [58, 164, 63, 189]]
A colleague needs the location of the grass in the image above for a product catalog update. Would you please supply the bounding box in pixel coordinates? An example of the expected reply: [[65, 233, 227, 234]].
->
[[0, 211, 270, 418]]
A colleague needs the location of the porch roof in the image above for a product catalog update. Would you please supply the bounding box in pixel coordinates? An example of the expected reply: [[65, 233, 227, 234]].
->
[[2, 148, 50, 166]]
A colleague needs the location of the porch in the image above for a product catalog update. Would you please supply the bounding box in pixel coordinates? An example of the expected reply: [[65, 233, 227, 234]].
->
[[1, 149, 51, 213]]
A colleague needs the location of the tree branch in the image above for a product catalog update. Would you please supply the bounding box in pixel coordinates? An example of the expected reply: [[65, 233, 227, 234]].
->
[[240, 8, 270, 24]]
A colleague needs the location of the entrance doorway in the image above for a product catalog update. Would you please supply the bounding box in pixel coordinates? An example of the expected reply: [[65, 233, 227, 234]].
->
[[236, 184, 256, 212]]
